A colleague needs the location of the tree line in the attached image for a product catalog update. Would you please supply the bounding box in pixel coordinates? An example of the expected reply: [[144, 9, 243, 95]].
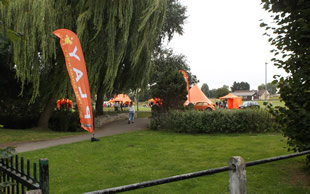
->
[[200, 81, 277, 99], [0, 0, 192, 128]]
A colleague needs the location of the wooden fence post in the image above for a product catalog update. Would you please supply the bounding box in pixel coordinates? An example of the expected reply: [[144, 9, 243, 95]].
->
[[39, 159, 49, 194], [229, 156, 246, 194]]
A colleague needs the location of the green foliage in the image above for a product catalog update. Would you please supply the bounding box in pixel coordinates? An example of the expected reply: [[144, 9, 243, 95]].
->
[[231, 81, 250, 92], [0, 0, 168, 102], [151, 69, 187, 112], [0, 34, 9, 56], [151, 48, 198, 86], [160, 0, 187, 42], [150, 48, 195, 112], [269, 105, 310, 162], [209, 88, 217, 98], [1, 0, 170, 123], [215, 85, 230, 98], [137, 87, 152, 102], [0, 0, 9, 6], [0, 147, 15, 159], [151, 109, 278, 133], [184, 103, 194, 111], [0, 61, 41, 128], [258, 82, 277, 95], [0, 114, 39, 129], [208, 86, 230, 98], [261, 0, 310, 162], [0, 147, 15, 192], [201, 83, 209, 97], [48, 110, 81, 132]]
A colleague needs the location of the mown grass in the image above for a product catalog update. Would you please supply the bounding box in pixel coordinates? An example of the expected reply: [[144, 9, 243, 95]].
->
[[19, 130, 310, 194], [256, 99, 285, 107], [136, 111, 152, 118], [0, 128, 87, 145]]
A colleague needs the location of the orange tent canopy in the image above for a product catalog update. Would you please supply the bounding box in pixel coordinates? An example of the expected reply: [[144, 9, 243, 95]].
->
[[109, 94, 132, 104], [219, 93, 240, 99], [219, 93, 242, 109], [186, 84, 213, 105], [148, 98, 162, 102]]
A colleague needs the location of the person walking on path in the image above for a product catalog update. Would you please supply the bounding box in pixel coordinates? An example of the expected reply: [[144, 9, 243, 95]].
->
[[128, 101, 135, 124]]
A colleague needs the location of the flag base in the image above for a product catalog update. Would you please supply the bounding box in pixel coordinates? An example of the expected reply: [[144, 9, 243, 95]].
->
[[91, 134, 100, 142]]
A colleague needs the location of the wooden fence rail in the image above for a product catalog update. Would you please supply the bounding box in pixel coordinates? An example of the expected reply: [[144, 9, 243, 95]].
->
[[0, 156, 48, 194], [85, 150, 310, 194]]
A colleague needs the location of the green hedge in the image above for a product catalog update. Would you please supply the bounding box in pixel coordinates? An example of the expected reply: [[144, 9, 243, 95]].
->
[[48, 110, 81, 132], [151, 109, 279, 133]]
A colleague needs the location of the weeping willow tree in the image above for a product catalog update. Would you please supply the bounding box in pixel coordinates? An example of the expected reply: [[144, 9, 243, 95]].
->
[[77, 0, 168, 115], [0, 0, 168, 128]]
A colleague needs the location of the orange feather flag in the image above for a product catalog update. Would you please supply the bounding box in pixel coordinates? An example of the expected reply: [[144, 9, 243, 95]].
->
[[53, 29, 94, 133], [179, 70, 191, 103]]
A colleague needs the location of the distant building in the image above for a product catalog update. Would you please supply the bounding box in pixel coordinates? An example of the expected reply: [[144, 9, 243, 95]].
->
[[232, 90, 258, 101], [257, 90, 270, 100]]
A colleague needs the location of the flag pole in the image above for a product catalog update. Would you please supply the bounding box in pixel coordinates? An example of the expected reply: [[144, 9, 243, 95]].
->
[[91, 115, 99, 142]]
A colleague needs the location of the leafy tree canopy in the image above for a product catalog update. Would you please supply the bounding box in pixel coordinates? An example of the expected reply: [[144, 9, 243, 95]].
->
[[151, 48, 198, 86], [0, 0, 168, 102], [258, 82, 277, 95], [150, 47, 196, 111], [151, 69, 187, 112], [261, 0, 310, 159], [209, 89, 217, 98], [157, 0, 187, 44], [215, 85, 230, 98], [201, 83, 210, 97], [1, 0, 169, 127], [231, 81, 250, 92]]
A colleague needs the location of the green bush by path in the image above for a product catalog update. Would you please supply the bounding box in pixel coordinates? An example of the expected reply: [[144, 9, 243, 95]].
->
[[151, 109, 279, 133], [19, 131, 310, 193], [48, 110, 81, 132]]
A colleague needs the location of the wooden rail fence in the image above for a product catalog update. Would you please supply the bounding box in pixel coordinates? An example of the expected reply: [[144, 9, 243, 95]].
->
[[85, 150, 310, 194]]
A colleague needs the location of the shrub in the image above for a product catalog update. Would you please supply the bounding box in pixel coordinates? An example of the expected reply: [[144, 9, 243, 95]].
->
[[48, 110, 81, 132], [0, 113, 39, 129], [151, 109, 279, 134]]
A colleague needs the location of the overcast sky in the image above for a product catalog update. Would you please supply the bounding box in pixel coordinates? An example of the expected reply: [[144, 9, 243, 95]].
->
[[168, 0, 286, 90]]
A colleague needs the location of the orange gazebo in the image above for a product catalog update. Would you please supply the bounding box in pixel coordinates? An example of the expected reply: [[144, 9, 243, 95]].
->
[[219, 93, 242, 109], [108, 94, 132, 104]]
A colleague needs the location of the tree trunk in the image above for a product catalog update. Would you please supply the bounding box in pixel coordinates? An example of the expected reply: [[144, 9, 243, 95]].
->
[[96, 85, 104, 115], [37, 96, 55, 129]]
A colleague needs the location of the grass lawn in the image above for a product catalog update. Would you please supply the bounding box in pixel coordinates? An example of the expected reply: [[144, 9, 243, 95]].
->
[[18, 130, 310, 194], [0, 128, 87, 145], [256, 99, 285, 108]]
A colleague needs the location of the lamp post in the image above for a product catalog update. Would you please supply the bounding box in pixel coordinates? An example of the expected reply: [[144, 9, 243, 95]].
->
[[265, 62, 268, 110]]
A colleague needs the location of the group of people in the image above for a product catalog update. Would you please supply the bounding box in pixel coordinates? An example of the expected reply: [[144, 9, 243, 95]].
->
[[215, 100, 228, 109], [114, 101, 125, 112]]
